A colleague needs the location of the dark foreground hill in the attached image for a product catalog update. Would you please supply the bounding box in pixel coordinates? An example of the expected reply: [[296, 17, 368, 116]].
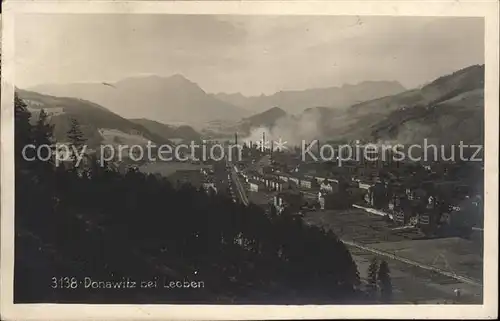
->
[[14, 93, 363, 304]]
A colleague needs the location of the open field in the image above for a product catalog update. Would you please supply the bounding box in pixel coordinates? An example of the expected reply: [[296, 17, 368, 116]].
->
[[302, 209, 483, 303], [99, 128, 151, 145], [349, 245, 482, 303], [303, 208, 423, 244], [139, 162, 210, 177], [371, 237, 483, 281]]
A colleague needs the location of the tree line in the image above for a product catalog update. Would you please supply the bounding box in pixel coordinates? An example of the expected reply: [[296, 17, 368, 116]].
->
[[14, 93, 363, 304]]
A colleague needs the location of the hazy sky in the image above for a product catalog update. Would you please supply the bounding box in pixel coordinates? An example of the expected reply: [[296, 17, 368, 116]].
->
[[15, 14, 484, 96]]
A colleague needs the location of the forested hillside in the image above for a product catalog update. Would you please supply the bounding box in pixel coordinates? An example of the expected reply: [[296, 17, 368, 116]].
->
[[14, 93, 361, 304]]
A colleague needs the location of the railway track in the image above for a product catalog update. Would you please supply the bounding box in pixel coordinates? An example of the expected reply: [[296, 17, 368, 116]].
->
[[341, 239, 483, 287]]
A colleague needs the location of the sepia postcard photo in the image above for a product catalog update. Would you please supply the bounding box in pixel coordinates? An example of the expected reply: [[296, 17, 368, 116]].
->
[[1, 0, 498, 320]]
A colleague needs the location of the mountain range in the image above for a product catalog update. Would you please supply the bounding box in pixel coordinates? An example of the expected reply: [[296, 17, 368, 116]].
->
[[29, 75, 406, 125], [30, 75, 250, 125], [209, 64, 484, 147], [21, 64, 484, 148], [338, 64, 485, 145], [212, 80, 406, 114]]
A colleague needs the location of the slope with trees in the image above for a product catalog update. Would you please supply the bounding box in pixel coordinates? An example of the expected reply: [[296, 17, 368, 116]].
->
[[130, 118, 201, 142], [339, 64, 485, 145], [17, 89, 170, 147], [14, 92, 362, 304]]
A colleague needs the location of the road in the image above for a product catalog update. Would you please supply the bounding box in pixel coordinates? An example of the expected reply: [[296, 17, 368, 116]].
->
[[225, 158, 249, 206], [353, 204, 394, 219], [213, 161, 231, 196], [212, 157, 249, 205]]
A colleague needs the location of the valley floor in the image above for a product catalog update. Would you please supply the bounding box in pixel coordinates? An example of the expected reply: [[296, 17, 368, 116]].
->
[[137, 161, 484, 304], [302, 209, 483, 304]]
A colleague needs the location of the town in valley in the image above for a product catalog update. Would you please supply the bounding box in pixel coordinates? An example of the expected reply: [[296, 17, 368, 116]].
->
[[8, 14, 486, 305]]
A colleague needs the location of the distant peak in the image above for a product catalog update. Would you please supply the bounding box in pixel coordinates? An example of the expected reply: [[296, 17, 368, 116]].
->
[[169, 73, 189, 81], [117, 73, 195, 85], [165, 74, 200, 87], [262, 106, 287, 116], [244, 106, 287, 122], [214, 92, 247, 98]]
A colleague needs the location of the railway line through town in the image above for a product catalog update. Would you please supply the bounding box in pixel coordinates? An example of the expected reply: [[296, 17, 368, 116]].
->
[[222, 159, 483, 303], [225, 158, 249, 206]]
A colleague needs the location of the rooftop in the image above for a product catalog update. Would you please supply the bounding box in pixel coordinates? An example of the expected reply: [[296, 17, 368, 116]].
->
[[247, 178, 264, 185]]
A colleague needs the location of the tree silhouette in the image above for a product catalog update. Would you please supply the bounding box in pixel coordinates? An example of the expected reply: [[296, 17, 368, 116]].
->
[[66, 117, 86, 166], [377, 260, 393, 303], [34, 109, 54, 144], [14, 99, 362, 304], [366, 257, 379, 300], [32, 109, 56, 173], [14, 93, 33, 169]]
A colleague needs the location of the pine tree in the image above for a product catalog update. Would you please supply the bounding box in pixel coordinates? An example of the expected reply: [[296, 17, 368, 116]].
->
[[66, 117, 86, 166], [377, 260, 393, 303], [34, 109, 53, 140], [33, 109, 55, 168], [367, 257, 379, 299], [14, 93, 33, 169]]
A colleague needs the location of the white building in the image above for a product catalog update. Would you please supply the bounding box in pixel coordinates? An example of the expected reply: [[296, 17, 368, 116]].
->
[[359, 182, 372, 191], [300, 178, 312, 189], [319, 195, 325, 210], [203, 182, 216, 191], [278, 173, 290, 182], [248, 179, 260, 192], [320, 181, 334, 193], [273, 195, 285, 214]]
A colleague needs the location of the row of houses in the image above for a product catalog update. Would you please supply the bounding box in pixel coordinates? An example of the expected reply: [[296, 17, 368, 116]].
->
[[389, 194, 480, 235], [365, 178, 481, 235], [244, 171, 286, 192], [242, 168, 344, 194], [242, 159, 481, 236]]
